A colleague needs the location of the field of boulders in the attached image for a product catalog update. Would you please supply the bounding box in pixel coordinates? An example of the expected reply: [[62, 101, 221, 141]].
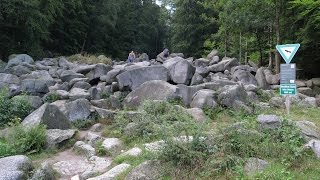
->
[[0, 51, 319, 180]]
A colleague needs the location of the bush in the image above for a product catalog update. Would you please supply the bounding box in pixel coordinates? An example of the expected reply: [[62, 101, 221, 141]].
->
[[0, 89, 33, 126], [44, 93, 60, 103], [159, 118, 306, 178], [0, 124, 47, 157], [114, 101, 200, 142], [67, 54, 112, 65]]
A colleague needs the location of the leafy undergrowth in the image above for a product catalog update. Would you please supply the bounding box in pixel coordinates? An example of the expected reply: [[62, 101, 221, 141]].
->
[[102, 100, 320, 179]]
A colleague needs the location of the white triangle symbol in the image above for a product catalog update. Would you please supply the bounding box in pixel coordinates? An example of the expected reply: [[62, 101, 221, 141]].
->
[[279, 46, 295, 60]]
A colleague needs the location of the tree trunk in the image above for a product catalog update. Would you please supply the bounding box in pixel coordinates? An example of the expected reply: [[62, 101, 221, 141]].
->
[[239, 31, 242, 63], [245, 37, 248, 65], [224, 30, 227, 57], [268, 25, 273, 69], [275, 0, 281, 74]]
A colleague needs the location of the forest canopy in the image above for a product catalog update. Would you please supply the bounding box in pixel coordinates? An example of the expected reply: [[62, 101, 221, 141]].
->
[[0, 0, 319, 76]]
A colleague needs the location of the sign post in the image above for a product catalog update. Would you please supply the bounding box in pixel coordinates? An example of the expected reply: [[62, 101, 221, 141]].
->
[[276, 44, 300, 114]]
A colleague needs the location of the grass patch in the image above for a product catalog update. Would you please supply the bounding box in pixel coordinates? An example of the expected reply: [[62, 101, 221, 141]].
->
[[0, 88, 33, 126], [67, 54, 112, 65], [0, 124, 47, 157]]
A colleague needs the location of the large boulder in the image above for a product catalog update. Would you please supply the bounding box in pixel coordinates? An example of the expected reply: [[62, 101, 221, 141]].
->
[[217, 84, 249, 108], [87, 163, 131, 180], [86, 64, 112, 84], [64, 99, 92, 122], [203, 80, 238, 91], [257, 114, 281, 129], [255, 67, 270, 89], [125, 160, 162, 180], [20, 79, 55, 94], [299, 97, 317, 108], [60, 70, 85, 82], [22, 103, 71, 129], [207, 58, 239, 72], [163, 57, 195, 85], [5, 54, 34, 69], [176, 84, 205, 106], [100, 68, 122, 84], [207, 49, 218, 60], [46, 129, 76, 148], [232, 69, 257, 85], [116, 66, 169, 91], [0, 73, 20, 85], [0, 155, 33, 180], [69, 88, 91, 100], [156, 49, 170, 63], [190, 89, 217, 109], [124, 80, 179, 109], [264, 69, 279, 85], [12, 95, 43, 109], [194, 58, 210, 67], [295, 121, 320, 141]]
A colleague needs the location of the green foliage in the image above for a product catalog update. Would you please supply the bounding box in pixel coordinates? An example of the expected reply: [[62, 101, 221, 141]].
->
[[44, 93, 60, 103], [203, 106, 223, 120], [0, 89, 33, 126], [95, 140, 108, 156], [0, 124, 47, 157], [72, 119, 96, 130], [114, 100, 201, 142], [67, 54, 112, 65], [159, 116, 307, 178]]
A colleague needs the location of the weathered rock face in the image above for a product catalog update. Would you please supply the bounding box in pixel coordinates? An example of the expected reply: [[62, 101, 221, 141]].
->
[[176, 84, 205, 106], [0, 155, 33, 180], [64, 99, 92, 122], [255, 67, 270, 90], [299, 97, 317, 108], [22, 103, 71, 129], [69, 88, 91, 100], [298, 87, 314, 97], [100, 68, 122, 84], [87, 64, 112, 84], [60, 70, 85, 82], [74, 141, 96, 158], [126, 160, 162, 180], [124, 80, 179, 109], [163, 57, 195, 85], [295, 121, 320, 141], [257, 114, 281, 129], [217, 85, 248, 108], [102, 138, 123, 155], [207, 58, 239, 72], [232, 69, 257, 85], [190, 89, 217, 109], [46, 129, 76, 148], [305, 139, 320, 158], [87, 163, 131, 180], [116, 66, 169, 91], [20, 78, 56, 94], [30, 162, 55, 180], [264, 69, 279, 85]]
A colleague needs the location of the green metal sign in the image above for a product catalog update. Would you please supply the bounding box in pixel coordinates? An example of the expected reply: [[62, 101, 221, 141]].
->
[[280, 84, 297, 96]]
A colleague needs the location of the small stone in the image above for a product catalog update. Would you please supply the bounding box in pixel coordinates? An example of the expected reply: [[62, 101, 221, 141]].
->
[[87, 163, 131, 180], [85, 132, 103, 146], [102, 138, 123, 155], [244, 158, 268, 175], [90, 123, 103, 132], [73, 141, 96, 158], [122, 147, 143, 157], [257, 114, 281, 129]]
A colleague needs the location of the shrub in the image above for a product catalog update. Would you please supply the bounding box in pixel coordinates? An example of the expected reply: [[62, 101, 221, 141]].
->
[[44, 93, 60, 103], [159, 117, 306, 178], [67, 54, 112, 65], [114, 101, 200, 142], [0, 89, 33, 126], [72, 119, 96, 130], [95, 140, 108, 156], [0, 124, 47, 157]]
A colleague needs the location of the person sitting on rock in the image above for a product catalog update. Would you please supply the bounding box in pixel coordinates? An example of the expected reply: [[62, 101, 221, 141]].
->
[[156, 48, 170, 63], [128, 51, 135, 63]]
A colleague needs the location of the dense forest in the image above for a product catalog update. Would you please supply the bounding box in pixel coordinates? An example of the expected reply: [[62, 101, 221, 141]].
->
[[0, 0, 319, 76]]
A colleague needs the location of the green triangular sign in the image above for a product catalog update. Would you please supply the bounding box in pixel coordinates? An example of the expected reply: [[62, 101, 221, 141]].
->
[[276, 44, 300, 64]]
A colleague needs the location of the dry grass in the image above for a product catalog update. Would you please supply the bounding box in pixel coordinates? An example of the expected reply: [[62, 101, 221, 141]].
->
[[67, 54, 112, 65]]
